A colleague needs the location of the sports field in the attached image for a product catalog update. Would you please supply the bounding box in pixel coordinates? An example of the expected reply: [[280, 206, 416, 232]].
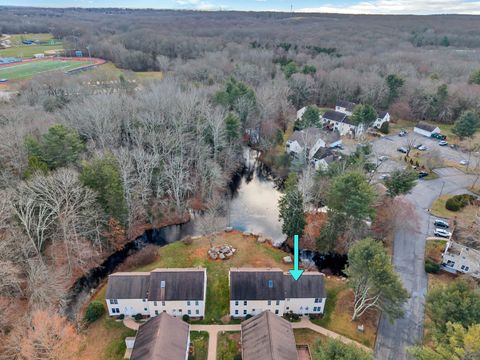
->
[[0, 59, 98, 80]]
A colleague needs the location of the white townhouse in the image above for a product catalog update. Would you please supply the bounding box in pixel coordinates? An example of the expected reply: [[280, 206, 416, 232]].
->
[[372, 111, 391, 129], [229, 268, 326, 318], [286, 127, 341, 160], [442, 241, 480, 279], [322, 110, 365, 137], [106, 267, 207, 319], [128, 312, 190, 360], [335, 100, 357, 116]]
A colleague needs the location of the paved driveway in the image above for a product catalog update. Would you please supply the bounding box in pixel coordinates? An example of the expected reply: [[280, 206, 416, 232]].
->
[[374, 169, 476, 360]]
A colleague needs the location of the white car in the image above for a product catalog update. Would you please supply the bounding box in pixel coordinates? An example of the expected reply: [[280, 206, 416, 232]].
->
[[417, 145, 427, 151], [434, 228, 452, 238], [459, 160, 469, 165]]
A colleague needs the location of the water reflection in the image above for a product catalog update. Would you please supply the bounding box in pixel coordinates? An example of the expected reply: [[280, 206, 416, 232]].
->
[[227, 148, 286, 246]]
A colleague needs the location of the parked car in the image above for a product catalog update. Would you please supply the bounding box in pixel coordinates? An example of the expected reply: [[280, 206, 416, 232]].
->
[[459, 160, 469, 165], [397, 147, 408, 154], [417, 145, 427, 151], [431, 133, 447, 140], [0, 79, 8, 83], [399, 130, 407, 137], [438, 141, 448, 146], [379, 156, 389, 162], [434, 219, 449, 228], [434, 228, 452, 238], [418, 171, 429, 178]]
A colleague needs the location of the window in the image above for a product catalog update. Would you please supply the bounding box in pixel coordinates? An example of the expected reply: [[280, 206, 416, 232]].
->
[[235, 310, 239, 315], [446, 260, 455, 267], [275, 300, 280, 306], [162, 301, 165, 306], [252, 309, 255, 312], [465, 266, 470, 271], [187, 301, 191, 306], [109, 299, 118, 305], [268, 280, 273, 288], [235, 301, 239, 306], [196, 310, 199, 315], [195, 301, 199, 306], [179, 309, 182, 313], [155, 310, 159, 315], [268, 300, 271, 306], [461, 265, 466, 270], [275, 310, 279, 315], [243, 310, 247, 315], [244, 301, 247, 306], [305, 307, 309, 311], [286, 307, 289, 310], [314, 298, 321, 303], [154, 301, 157, 306], [142, 299, 146, 302], [188, 310, 191, 315], [112, 308, 119, 314], [144, 308, 147, 312]]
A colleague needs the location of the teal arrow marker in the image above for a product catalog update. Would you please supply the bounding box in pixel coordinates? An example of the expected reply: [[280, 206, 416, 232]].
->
[[289, 234, 304, 281]]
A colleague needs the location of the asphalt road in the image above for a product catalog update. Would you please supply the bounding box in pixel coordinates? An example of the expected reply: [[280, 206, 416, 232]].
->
[[374, 168, 476, 360]]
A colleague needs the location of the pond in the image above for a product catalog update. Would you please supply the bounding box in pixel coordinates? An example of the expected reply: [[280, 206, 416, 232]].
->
[[226, 148, 286, 246]]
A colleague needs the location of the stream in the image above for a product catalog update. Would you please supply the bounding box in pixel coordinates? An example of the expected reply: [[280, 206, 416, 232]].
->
[[64, 148, 345, 319]]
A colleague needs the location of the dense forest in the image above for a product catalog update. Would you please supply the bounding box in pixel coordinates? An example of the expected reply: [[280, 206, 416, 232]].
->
[[1, 7, 480, 359]]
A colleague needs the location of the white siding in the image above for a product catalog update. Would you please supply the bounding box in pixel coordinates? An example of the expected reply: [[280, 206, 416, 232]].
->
[[285, 297, 325, 315], [413, 127, 432, 137], [286, 140, 304, 155], [230, 300, 284, 317], [106, 298, 149, 317], [147, 299, 205, 318]]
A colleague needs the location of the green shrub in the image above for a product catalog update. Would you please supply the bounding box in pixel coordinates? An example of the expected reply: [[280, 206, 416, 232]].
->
[[425, 258, 440, 274], [182, 314, 190, 322], [379, 121, 390, 134], [85, 301, 105, 323], [445, 194, 475, 212], [118, 314, 125, 320], [134, 313, 143, 321], [244, 314, 253, 320]]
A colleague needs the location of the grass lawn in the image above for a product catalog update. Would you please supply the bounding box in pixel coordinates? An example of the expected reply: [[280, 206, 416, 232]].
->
[[217, 331, 241, 360], [310, 277, 377, 348], [190, 331, 209, 360], [294, 328, 325, 349], [430, 194, 463, 219], [389, 119, 415, 134], [0, 33, 64, 58], [0, 59, 95, 80]]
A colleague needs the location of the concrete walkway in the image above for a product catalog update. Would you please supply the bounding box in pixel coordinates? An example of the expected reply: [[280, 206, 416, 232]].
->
[[123, 317, 140, 330], [189, 318, 371, 360], [292, 317, 372, 353], [190, 324, 241, 360]]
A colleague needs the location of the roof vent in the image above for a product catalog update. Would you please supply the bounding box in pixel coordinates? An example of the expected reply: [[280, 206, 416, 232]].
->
[[161, 280, 166, 288]]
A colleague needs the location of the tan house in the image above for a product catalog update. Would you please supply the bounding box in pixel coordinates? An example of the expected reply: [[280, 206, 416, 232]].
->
[[241, 310, 298, 360], [128, 312, 190, 360]]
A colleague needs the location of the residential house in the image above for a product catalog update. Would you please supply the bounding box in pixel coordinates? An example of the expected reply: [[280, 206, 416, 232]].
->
[[286, 127, 341, 160], [106, 268, 207, 318], [229, 268, 326, 318], [335, 100, 357, 116], [442, 241, 480, 279], [311, 147, 338, 171], [322, 110, 365, 137], [128, 312, 190, 360], [372, 111, 391, 129], [241, 311, 298, 360], [414, 122, 441, 138]]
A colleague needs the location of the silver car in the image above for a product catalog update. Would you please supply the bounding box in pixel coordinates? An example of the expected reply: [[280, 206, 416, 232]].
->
[[434, 228, 451, 238]]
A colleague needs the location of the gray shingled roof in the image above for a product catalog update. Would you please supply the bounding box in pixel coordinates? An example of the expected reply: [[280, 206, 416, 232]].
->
[[323, 110, 347, 122], [230, 270, 285, 301], [415, 122, 438, 132], [106, 273, 150, 300], [288, 127, 323, 149], [130, 313, 189, 360], [230, 269, 325, 301], [312, 147, 334, 161], [284, 274, 325, 299], [336, 100, 357, 112], [378, 111, 388, 119], [148, 270, 205, 301], [241, 311, 298, 360]]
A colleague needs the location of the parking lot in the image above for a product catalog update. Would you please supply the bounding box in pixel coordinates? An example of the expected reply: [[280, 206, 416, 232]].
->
[[372, 131, 479, 169]]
